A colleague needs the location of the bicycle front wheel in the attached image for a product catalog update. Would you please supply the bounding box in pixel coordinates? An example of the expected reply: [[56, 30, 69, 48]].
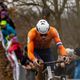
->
[[60, 75, 66, 80]]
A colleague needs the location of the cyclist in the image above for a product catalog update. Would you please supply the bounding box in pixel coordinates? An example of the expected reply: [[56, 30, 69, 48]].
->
[[0, 20, 16, 44], [27, 19, 68, 80], [0, 10, 15, 29], [0, 20, 21, 80], [0, 2, 15, 29]]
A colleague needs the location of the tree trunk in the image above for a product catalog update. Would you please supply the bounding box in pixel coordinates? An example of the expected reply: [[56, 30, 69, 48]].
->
[[55, 15, 63, 39], [75, 0, 80, 46]]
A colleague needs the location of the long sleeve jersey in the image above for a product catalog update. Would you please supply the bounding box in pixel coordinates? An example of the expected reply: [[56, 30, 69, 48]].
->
[[27, 26, 67, 61], [2, 24, 16, 44]]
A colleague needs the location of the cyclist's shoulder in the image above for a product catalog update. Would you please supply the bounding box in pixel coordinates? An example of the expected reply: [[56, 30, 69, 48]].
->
[[6, 24, 15, 29], [50, 26, 58, 33], [28, 28, 37, 34], [6, 24, 16, 34], [29, 27, 36, 32], [28, 27, 37, 37]]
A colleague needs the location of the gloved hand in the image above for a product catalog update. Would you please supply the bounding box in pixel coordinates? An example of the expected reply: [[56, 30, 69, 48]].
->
[[57, 55, 70, 68], [6, 34, 15, 41], [33, 59, 43, 67], [33, 58, 44, 72], [58, 55, 70, 63], [9, 34, 15, 40], [62, 56, 70, 64]]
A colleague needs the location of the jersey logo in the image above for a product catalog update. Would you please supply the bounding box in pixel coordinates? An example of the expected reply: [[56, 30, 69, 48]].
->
[[56, 42, 62, 47]]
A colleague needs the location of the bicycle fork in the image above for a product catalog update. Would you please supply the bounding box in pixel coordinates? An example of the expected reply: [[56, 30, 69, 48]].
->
[[47, 66, 53, 80]]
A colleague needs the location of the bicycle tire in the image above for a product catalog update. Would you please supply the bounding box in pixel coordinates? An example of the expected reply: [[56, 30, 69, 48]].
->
[[43, 71, 55, 80], [60, 75, 66, 80]]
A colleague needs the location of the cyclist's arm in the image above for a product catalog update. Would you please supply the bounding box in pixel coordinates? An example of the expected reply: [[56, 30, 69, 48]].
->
[[7, 18, 15, 29], [7, 24, 16, 36], [52, 27, 67, 56], [27, 29, 36, 62]]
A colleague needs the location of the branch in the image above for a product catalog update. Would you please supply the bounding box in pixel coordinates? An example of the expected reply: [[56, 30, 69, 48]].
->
[[42, 0, 47, 7], [41, 0, 55, 16], [16, 1, 43, 7], [69, 8, 77, 15], [32, 0, 42, 15], [54, 0, 58, 16], [59, 0, 67, 15]]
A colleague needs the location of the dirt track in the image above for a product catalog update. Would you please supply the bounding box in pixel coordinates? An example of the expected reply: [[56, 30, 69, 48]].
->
[[0, 43, 12, 80]]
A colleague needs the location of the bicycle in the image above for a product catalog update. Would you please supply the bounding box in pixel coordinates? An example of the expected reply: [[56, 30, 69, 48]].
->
[[41, 60, 67, 80]]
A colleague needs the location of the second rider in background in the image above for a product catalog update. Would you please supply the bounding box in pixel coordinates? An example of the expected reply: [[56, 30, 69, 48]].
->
[[0, 20, 22, 80]]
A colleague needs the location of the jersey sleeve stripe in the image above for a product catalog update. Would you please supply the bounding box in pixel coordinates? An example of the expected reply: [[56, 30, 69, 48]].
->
[[56, 42, 62, 46]]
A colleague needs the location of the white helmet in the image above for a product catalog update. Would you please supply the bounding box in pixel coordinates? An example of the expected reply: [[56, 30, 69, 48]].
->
[[36, 19, 50, 34]]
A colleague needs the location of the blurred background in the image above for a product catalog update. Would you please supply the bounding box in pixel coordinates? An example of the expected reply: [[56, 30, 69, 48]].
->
[[0, 0, 80, 80], [2, 0, 80, 48]]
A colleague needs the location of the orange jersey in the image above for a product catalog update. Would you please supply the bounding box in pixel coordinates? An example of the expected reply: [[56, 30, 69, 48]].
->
[[27, 26, 67, 61]]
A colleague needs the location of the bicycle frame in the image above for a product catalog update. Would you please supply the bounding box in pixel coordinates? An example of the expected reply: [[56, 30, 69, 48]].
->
[[47, 66, 53, 80], [42, 61, 66, 80]]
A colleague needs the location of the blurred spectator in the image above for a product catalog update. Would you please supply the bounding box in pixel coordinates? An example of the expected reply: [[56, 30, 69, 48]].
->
[[0, 1, 15, 29], [66, 48, 80, 79]]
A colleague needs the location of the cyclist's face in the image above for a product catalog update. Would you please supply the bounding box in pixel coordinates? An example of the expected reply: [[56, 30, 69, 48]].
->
[[40, 34, 47, 39]]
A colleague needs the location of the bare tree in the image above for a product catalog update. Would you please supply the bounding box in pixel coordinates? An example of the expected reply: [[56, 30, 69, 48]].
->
[[5, 0, 68, 34]]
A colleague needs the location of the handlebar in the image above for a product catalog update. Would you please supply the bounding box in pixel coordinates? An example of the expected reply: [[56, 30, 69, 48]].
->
[[43, 60, 65, 65], [38, 60, 65, 65]]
